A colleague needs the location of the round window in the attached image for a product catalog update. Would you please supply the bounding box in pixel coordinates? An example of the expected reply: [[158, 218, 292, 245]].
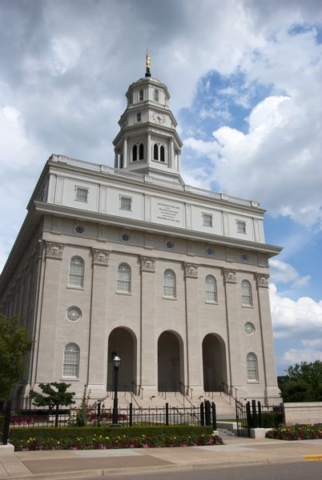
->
[[75, 226, 85, 234], [67, 306, 82, 322], [166, 241, 174, 249], [244, 322, 255, 334], [206, 248, 214, 256], [121, 233, 130, 242]]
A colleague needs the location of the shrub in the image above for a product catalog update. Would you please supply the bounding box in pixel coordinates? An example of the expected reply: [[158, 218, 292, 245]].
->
[[9, 425, 223, 451]]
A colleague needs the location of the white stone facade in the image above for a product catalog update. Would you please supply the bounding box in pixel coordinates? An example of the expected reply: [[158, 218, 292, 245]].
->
[[0, 69, 281, 408]]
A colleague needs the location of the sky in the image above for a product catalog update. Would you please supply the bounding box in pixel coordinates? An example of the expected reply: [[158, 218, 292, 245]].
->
[[0, 0, 321, 375]]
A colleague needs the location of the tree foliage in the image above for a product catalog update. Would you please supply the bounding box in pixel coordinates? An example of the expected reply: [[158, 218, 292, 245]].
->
[[0, 314, 32, 401], [279, 361, 322, 402], [29, 382, 75, 427]]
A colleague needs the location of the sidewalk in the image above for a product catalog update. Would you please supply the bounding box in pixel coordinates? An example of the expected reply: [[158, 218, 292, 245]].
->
[[1, 435, 322, 479]]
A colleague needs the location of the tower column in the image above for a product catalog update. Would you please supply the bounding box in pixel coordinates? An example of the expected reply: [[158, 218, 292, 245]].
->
[[147, 131, 151, 165], [169, 139, 174, 169], [123, 137, 128, 168]]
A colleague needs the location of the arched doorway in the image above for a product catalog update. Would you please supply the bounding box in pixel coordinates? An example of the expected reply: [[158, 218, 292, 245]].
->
[[107, 327, 136, 393], [202, 334, 227, 391], [158, 331, 183, 392]]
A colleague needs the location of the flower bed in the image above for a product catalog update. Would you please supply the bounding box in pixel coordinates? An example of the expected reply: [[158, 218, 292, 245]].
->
[[9, 425, 223, 451], [266, 424, 322, 440]]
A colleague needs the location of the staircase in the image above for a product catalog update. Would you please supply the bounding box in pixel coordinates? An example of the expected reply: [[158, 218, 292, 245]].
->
[[101, 390, 237, 418]]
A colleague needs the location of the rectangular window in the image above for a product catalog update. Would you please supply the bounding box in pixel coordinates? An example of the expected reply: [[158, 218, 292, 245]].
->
[[120, 196, 132, 211], [154, 89, 159, 101], [75, 187, 88, 203], [137, 112, 141, 122], [203, 214, 213, 227], [139, 90, 144, 101], [237, 220, 246, 234]]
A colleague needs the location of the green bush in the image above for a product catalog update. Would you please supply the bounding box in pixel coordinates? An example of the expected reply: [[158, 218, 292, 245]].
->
[[9, 425, 222, 451]]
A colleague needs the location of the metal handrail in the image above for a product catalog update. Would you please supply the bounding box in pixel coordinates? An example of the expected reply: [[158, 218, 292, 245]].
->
[[124, 384, 141, 409], [131, 381, 144, 399]]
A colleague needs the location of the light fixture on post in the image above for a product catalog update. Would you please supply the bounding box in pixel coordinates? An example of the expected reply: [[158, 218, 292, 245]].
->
[[111, 355, 121, 427]]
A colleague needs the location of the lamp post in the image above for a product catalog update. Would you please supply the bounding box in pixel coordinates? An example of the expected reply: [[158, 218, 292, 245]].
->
[[112, 355, 121, 426]]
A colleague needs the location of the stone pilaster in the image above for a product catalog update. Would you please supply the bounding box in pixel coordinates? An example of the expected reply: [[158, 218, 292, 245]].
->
[[140, 256, 156, 391], [222, 268, 242, 390], [87, 249, 110, 397], [255, 273, 280, 403], [183, 262, 202, 392], [36, 241, 64, 382]]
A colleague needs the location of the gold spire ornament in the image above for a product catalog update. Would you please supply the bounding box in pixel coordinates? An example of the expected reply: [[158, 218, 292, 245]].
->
[[145, 52, 151, 77]]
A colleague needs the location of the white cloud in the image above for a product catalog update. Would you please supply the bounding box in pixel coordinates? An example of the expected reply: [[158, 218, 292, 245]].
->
[[270, 283, 322, 339], [269, 259, 310, 287], [280, 348, 322, 366]]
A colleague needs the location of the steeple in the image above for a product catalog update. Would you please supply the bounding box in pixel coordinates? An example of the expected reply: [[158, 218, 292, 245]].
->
[[113, 56, 184, 185], [145, 52, 151, 78]]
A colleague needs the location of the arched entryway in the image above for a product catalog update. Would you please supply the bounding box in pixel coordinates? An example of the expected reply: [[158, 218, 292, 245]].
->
[[107, 327, 137, 393], [202, 333, 227, 392], [158, 331, 183, 392]]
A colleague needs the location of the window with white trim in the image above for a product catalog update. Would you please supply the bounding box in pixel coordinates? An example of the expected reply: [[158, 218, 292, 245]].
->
[[163, 269, 176, 298], [120, 196, 132, 211], [247, 353, 259, 381], [117, 263, 131, 293], [203, 213, 213, 227], [237, 220, 246, 234], [69, 257, 84, 287], [63, 343, 80, 378], [154, 89, 159, 101], [75, 187, 88, 202], [139, 90, 144, 101], [205, 275, 217, 302], [241, 280, 253, 306]]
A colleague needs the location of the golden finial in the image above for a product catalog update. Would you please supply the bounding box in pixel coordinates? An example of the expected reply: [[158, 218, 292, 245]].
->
[[145, 51, 151, 77]]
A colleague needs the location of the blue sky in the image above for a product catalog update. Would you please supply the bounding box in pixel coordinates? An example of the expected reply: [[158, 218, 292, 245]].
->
[[0, 0, 321, 375]]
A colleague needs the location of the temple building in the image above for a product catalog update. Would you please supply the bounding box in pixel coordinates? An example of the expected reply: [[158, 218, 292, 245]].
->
[[0, 58, 281, 409]]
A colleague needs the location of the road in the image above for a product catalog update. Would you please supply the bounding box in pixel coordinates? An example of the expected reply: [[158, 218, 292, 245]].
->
[[86, 461, 322, 480]]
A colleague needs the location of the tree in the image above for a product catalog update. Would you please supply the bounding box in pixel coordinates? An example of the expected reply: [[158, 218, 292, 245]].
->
[[29, 382, 75, 427], [279, 361, 322, 402], [0, 314, 32, 401]]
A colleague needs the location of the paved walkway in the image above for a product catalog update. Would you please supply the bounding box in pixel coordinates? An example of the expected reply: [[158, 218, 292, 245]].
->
[[1, 435, 322, 479]]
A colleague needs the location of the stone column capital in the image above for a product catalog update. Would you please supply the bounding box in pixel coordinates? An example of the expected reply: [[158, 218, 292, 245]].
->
[[92, 249, 110, 266], [45, 241, 64, 260], [255, 273, 270, 288], [184, 263, 198, 278], [140, 256, 156, 272], [223, 268, 237, 283]]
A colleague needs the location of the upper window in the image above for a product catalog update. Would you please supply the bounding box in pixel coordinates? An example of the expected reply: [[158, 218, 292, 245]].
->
[[69, 257, 84, 287], [63, 343, 80, 378], [139, 90, 144, 101], [241, 280, 253, 306], [120, 196, 132, 211], [133, 143, 144, 161], [203, 214, 213, 227], [75, 187, 88, 203], [153, 143, 166, 163], [137, 112, 141, 122], [154, 89, 159, 102], [237, 220, 246, 234], [164, 269, 176, 298], [247, 353, 259, 381], [205, 275, 217, 302], [117, 263, 131, 293]]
